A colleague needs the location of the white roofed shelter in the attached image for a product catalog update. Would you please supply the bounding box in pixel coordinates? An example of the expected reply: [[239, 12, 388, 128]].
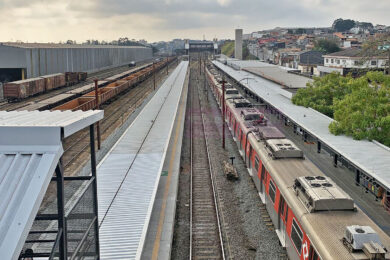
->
[[0, 110, 103, 260]]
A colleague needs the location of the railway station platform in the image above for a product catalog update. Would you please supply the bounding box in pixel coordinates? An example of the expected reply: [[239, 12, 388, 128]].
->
[[141, 61, 188, 260], [96, 61, 189, 259]]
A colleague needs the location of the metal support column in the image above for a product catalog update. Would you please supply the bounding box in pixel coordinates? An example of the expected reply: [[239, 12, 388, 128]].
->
[[90, 124, 100, 259], [153, 63, 156, 90], [317, 141, 321, 153], [333, 154, 338, 167], [166, 57, 169, 75], [94, 79, 101, 150], [222, 77, 226, 149], [55, 162, 67, 260], [355, 169, 360, 186]]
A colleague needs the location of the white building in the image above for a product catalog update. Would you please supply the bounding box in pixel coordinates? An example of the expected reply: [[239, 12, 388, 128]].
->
[[319, 48, 388, 75]]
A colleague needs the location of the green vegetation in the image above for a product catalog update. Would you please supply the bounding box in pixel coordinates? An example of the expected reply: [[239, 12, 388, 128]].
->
[[292, 72, 390, 146], [221, 41, 235, 57], [314, 39, 340, 54], [243, 44, 258, 60], [332, 18, 356, 32], [221, 41, 258, 60]]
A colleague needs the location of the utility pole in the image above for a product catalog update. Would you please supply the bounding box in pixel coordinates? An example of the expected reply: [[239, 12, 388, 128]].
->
[[93, 79, 101, 150], [153, 62, 156, 90], [166, 57, 169, 75], [199, 52, 201, 75], [222, 77, 226, 149]]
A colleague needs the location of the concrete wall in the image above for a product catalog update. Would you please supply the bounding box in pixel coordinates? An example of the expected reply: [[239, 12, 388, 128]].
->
[[0, 45, 152, 79], [235, 29, 243, 60]]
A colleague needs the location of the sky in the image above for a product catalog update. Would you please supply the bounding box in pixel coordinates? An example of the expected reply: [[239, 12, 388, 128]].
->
[[0, 0, 389, 43]]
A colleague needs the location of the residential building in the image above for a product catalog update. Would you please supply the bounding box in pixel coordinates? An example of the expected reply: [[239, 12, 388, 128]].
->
[[319, 48, 389, 76], [298, 50, 324, 76]]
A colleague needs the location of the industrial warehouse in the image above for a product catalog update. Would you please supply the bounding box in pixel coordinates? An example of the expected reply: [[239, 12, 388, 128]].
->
[[0, 2, 390, 259]]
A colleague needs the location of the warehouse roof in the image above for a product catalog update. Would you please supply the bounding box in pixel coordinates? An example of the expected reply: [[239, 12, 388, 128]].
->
[[0, 110, 103, 260], [1, 42, 150, 49], [213, 60, 390, 191]]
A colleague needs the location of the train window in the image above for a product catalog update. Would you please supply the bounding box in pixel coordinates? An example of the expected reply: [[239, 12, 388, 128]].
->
[[254, 156, 259, 172], [269, 180, 276, 204], [309, 245, 319, 260], [291, 219, 303, 255]]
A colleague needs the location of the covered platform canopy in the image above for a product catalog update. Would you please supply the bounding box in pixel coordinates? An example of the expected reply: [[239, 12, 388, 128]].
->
[[0, 110, 103, 260]]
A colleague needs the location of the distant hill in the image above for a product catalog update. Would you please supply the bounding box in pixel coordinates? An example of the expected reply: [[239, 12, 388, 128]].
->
[[221, 40, 258, 60], [221, 41, 234, 57]]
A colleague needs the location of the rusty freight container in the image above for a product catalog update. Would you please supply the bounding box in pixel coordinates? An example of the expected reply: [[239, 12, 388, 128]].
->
[[65, 72, 79, 85], [41, 73, 66, 91], [53, 97, 96, 111], [106, 80, 129, 94], [84, 87, 116, 104], [77, 72, 88, 82], [4, 77, 45, 100]]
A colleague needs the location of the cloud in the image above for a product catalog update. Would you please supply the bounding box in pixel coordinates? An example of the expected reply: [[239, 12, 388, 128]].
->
[[0, 0, 388, 42]]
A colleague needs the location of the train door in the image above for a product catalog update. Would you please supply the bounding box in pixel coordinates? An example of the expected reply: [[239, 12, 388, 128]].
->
[[277, 195, 287, 247], [248, 145, 252, 169], [239, 129, 243, 150], [259, 165, 266, 203]]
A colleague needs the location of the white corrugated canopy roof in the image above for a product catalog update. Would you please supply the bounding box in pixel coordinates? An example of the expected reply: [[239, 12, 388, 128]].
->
[[213, 60, 390, 191], [0, 110, 103, 260], [98, 61, 188, 259], [0, 110, 104, 138]]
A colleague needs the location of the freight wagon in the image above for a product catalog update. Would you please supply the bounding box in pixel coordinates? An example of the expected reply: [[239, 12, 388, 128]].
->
[[3, 72, 88, 101], [206, 65, 390, 260], [53, 58, 175, 111], [3, 77, 45, 100]]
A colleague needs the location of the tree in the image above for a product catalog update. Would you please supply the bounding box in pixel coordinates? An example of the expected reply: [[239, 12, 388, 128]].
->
[[329, 72, 390, 146], [360, 33, 390, 75], [292, 71, 390, 146], [314, 39, 341, 54], [332, 18, 356, 32]]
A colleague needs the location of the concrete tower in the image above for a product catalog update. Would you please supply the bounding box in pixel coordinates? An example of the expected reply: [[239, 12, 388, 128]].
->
[[235, 29, 243, 60]]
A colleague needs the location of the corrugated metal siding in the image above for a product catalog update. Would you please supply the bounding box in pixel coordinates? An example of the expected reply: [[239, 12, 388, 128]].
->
[[214, 60, 390, 191], [97, 61, 188, 259], [0, 44, 152, 78]]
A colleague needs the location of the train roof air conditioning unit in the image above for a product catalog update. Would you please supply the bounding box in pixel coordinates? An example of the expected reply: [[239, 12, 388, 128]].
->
[[266, 138, 303, 159], [294, 176, 355, 212], [344, 225, 386, 258]]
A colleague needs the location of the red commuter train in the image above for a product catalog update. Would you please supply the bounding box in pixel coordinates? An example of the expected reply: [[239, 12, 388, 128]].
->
[[206, 65, 390, 260]]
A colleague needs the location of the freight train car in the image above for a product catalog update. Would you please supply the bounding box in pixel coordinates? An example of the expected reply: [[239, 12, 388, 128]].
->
[[3, 72, 87, 101], [206, 66, 390, 260], [53, 58, 174, 111]]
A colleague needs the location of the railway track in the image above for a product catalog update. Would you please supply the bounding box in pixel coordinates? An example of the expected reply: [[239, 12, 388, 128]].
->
[[61, 63, 175, 175], [190, 65, 225, 260]]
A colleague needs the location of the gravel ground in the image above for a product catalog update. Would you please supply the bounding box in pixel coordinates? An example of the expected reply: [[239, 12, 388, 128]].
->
[[172, 59, 286, 259]]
